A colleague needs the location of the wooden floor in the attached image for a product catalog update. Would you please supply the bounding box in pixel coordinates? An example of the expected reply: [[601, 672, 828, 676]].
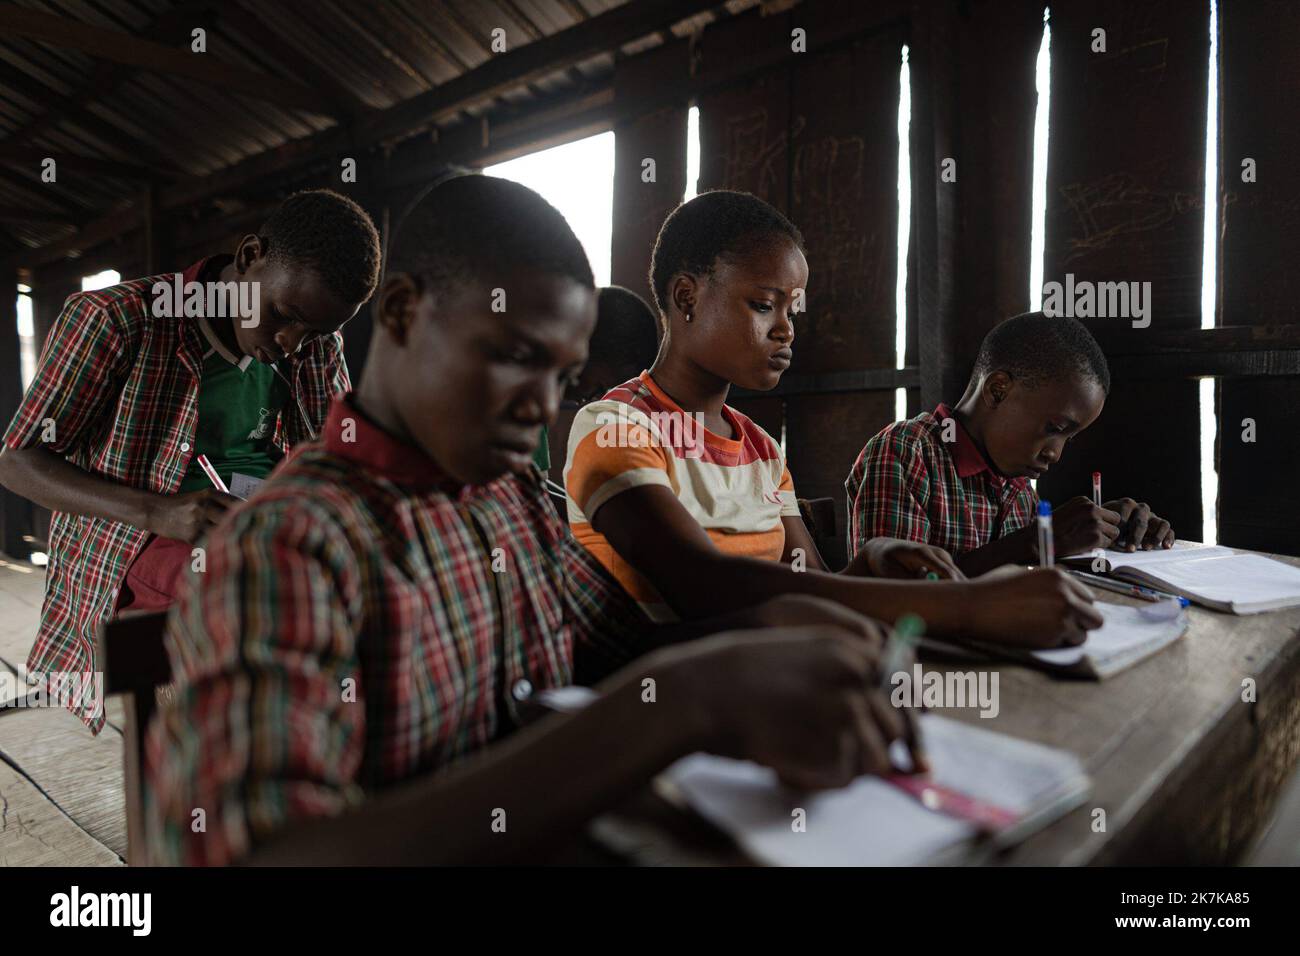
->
[[0, 556, 125, 865]]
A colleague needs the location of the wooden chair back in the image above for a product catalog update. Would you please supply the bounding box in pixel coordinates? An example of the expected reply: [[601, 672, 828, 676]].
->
[[98, 609, 170, 866]]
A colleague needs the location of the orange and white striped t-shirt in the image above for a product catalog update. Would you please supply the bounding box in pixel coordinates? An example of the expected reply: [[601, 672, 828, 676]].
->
[[564, 372, 800, 620]]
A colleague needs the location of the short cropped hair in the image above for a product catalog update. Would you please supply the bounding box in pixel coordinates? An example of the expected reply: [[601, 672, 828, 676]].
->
[[262, 189, 381, 305], [972, 311, 1111, 393], [386, 174, 593, 299], [649, 190, 804, 324], [592, 286, 659, 373]]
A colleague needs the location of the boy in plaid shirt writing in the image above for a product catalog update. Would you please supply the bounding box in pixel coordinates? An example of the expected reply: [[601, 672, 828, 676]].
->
[[0, 189, 380, 732], [145, 174, 916, 865], [846, 312, 1177, 577]]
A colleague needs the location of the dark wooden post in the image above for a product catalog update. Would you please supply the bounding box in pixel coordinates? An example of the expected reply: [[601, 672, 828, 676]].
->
[[0, 270, 30, 558]]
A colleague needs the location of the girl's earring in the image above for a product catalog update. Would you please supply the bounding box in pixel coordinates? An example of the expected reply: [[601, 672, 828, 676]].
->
[[685, 311, 693, 323]]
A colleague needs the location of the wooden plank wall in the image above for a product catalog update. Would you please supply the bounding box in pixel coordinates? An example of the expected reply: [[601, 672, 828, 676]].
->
[[610, 38, 690, 313], [950, 0, 1042, 378], [691, 6, 905, 567], [7, 0, 1296, 570], [1217, 0, 1300, 555], [695, 9, 798, 527], [1036, 0, 1209, 540]]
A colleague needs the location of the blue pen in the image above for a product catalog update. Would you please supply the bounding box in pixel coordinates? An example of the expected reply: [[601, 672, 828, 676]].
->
[[1138, 586, 1188, 603], [1037, 500, 1054, 568]]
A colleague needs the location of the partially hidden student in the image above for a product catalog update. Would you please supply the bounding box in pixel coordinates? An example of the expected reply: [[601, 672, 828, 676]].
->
[[542, 284, 660, 478], [564, 190, 1101, 647], [0, 189, 381, 733], [845, 311, 1177, 578], [145, 174, 915, 866]]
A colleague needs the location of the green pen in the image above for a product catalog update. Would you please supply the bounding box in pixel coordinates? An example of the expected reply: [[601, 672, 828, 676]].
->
[[880, 612, 929, 773], [925, 571, 940, 581]]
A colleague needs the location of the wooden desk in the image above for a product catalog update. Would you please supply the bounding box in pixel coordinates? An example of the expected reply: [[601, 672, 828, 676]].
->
[[593, 552, 1300, 866]]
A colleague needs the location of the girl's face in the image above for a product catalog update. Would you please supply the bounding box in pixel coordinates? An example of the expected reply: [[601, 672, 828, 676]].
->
[[671, 236, 809, 391]]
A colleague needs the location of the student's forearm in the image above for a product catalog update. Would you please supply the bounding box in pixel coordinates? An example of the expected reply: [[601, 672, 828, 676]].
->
[[954, 526, 1034, 577], [0, 445, 159, 531], [242, 658, 704, 865], [660, 551, 974, 635]]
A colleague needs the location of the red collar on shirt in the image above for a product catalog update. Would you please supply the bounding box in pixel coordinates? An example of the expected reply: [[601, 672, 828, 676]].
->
[[933, 403, 1027, 490], [323, 395, 464, 493], [181, 254, 230, 287]]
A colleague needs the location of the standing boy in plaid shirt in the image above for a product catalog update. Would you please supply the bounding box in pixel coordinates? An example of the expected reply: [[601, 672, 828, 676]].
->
[[145, 174, 916, 865], [0, 189, 381, 733], [846, 312, 1177, 577]]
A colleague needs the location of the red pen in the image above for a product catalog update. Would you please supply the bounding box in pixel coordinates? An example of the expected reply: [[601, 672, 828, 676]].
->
[[196, 454, 230, 494], [1092, 471, 1102, 507], [887, 774, 1022, 833]]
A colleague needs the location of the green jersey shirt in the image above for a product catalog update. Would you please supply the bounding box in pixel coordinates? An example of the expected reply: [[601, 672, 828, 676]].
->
[[177, 314, 290, 493]]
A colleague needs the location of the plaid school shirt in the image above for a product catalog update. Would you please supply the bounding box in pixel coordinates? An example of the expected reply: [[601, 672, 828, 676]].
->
[[1, 259, 349, 734], [144, 395, 648, 866], [845, 404, 1038, 559]]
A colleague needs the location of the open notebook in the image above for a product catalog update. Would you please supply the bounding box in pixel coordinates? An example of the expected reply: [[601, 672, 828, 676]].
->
[[939, 599, 1190, 679], [660, 714, 1089, 866], [1061, 542, 1300, 614]]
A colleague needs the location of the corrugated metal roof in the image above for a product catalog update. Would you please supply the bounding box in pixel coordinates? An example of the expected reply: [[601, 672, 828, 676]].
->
[[0, 0, 760, 256]]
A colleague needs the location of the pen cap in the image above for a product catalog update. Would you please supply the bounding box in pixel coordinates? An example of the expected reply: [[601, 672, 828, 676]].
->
[[1037, 500, 1052, 517]]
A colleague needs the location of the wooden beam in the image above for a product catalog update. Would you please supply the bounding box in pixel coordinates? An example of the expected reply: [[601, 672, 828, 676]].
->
[[7, 0, 723, 268], [0, 146, 163, 182], [0, 3, 339, 117], [161, 0, 724, 210], [6, 1, 220, 150], [1091, 323, 1300, 354], [1106, 349, 1300, 380], [366, 0, 721, 147], [909, 0, 961, 408], [0, 168, 89, 222], [0, 206, 76, 225], [5, 199, 136, 265], [227, 0, 371, 119], [0, 60, 187, 176]]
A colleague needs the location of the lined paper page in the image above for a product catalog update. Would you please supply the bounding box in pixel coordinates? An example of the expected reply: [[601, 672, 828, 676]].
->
[[1062, 543, 1300, 612], [1139, 553, 1300, 610], [1062, 541, 1233, 569]]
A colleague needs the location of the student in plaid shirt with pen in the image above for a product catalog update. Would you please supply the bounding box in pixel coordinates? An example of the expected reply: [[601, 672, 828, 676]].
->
[[0, 190, 380, 733], [144, 174, 921, 866], [845, 312, 1177, 578]]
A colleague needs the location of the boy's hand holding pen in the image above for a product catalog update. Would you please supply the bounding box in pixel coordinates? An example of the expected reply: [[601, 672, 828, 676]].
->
[[1040, 470, 1177, 556], [147, 453, 241, 543]]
